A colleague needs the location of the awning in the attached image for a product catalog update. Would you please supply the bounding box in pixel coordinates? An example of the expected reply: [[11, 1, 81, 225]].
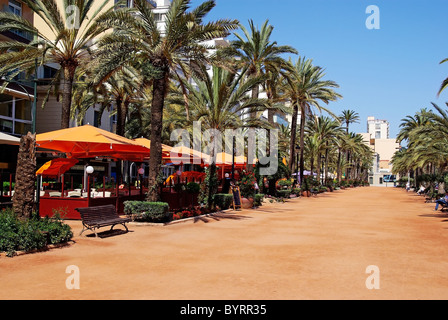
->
[[0, 132, 20, 145], [36, 124, 150, 160], [36, 158, 79, 177]]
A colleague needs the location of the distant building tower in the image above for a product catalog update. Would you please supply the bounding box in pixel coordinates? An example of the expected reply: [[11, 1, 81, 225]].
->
[[367, 116, 389, 139]]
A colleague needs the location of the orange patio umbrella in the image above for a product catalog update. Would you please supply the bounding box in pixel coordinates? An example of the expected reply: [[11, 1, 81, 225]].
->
[[212, 152, 256, 167], [36, 125, 150, 160], [133, 138, 172, 159], [36, 158, 79, 177], [168, 145, 210, 165]]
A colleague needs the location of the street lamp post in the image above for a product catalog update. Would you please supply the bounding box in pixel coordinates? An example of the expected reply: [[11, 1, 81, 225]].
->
[[231, 136, 236, 182], [295, 145, 300, 186], [321, 155, 325, 186]]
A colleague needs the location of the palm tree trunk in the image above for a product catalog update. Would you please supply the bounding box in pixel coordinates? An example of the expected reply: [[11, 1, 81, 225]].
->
[[61, 64, 76, 129], [288, 102, 298, 173], [324, 144, 329, 184], [246, 83, 260, 173], [299, 103, 306, 185], [115, 97, 128, 187], [146, 73, 168, 202], [12, 132, 36, 219], [115, 98, 127, 136], [208, 141, 218, 209], [336, 149, 342, 183]]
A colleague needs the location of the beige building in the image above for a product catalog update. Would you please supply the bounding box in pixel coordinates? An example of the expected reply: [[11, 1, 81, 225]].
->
[[33, 0, 163, 134], [360, 130, 400, 185]]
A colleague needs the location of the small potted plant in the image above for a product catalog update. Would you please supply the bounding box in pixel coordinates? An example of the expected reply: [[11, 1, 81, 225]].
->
[[301, 176, 311, 197], [238, 171, 256, 208]]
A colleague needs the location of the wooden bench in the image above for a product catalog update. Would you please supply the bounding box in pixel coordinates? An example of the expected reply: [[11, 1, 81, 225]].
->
[[75, 204, 131, 237], [440, 202, 448, 212]]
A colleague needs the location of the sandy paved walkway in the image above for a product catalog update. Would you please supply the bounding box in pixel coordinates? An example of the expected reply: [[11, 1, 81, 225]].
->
[[2, 186, 448, 300]]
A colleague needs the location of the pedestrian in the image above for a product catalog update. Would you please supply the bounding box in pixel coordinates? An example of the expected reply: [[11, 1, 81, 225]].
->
[[435, 192, 448, 211]]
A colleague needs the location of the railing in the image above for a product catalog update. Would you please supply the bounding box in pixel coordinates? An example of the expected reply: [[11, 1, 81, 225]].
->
[[1, 5, 34, 42]]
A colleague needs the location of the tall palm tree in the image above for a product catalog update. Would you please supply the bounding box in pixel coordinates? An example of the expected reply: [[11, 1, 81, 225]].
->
[[338, 109, 359, 178], [184, 65, 268, 208], [0, 0, 112, 129], [344, 133, 373, 180], [306, 116, 344, 184], [438, 57, 448, 96], [339, 109, 360, 133], [95, 0, 239, 201], [222, 19, 298, 101], [283, 57, 342, 184], [396, 108, 433, 144], [303, 132, 321, 177], [218, 19, 297, 171], [72, 65, 145, 136]]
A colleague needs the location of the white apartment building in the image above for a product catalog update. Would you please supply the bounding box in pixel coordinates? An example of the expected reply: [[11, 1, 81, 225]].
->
[[367, 116, 389, 139]]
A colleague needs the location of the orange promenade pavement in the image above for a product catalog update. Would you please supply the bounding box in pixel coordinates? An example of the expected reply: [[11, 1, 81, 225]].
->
[[2, 187, 448, 300]]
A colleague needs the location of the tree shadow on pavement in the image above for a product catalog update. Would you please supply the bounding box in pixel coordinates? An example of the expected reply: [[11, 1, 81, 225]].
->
[[419, 212, 448, 218], [193, 212, 251, 224]]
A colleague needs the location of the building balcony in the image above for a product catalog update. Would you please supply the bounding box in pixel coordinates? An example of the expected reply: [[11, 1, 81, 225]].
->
[[0, 4, 34, 43]]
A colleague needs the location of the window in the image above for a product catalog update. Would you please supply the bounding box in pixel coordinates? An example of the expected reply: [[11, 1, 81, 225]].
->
[[8, 0, 22, 16], [14, 98, 31, 121], [43, 66, 57, 79], [0, 119, 13, 133], [0, 95, 13, 118], [0, 94, 33, 136], [94, 111, 101, 128], [115, 0, 133, 8], [154, 13, 163, 21]]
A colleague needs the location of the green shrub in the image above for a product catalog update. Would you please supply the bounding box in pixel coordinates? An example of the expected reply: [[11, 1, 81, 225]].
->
[[38, 215, 73, 244], [254, 194, 265, 206], [123, 201, 170, 222], [185, 182, 200, 193], [213, 194, 233, 210], [292, 188, 301, 196], [0, 209, 73, 257], [277, 179, 293, 188], [276, 190, 291, 199]]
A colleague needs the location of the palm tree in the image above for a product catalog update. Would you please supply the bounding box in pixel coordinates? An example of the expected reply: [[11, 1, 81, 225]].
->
[[396, 108, 433, 144], [438, 57, 448, 96], [303, 132, 321, 177], [0, 0, 112, 129], [221, 19, 298, 102], [72, 65, 145, 137], [183, 65, 268, 208], [306, 116, 344, 184], [344, 133, 374, 181], [339, 109, 360, 133], [95, 0, 239, 201], [218, 19, 297, 171], [283, 57, 342, 184]]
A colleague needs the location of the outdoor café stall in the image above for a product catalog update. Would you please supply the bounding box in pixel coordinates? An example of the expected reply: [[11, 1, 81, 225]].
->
[[0, 132, 20, 208], [36, 125, 152, 219]]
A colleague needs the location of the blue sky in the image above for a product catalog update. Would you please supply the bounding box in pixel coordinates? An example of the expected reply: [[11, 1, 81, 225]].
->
[[191, 0, 448, 139]]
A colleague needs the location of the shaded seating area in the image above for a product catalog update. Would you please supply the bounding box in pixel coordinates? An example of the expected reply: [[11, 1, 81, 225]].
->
[[32, 125, 259, 219], [35, 125, 152, 219]]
